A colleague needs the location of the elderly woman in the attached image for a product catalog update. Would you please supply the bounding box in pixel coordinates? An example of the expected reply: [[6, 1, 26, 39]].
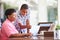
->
[[1, 9, 31, 40]]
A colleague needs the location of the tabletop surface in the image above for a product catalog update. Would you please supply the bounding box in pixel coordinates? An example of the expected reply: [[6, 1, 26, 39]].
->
[[9, 35, 57, 40]]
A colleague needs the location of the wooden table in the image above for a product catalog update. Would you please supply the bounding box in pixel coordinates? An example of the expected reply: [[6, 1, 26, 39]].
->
[[9, 35, 54, 40]]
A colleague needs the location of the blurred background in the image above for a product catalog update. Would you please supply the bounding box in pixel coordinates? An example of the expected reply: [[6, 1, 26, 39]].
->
[[0, 0, 58, 26]]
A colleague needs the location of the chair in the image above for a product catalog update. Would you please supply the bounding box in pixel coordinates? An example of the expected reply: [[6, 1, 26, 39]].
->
[[44, 31, 54, 37], [0, 28, 1, 38], [44, 31, 54, 40]]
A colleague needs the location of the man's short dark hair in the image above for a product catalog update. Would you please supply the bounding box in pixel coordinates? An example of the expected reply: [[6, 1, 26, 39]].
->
[[20, 4, 28, 10], [5, 9, 16, 18]]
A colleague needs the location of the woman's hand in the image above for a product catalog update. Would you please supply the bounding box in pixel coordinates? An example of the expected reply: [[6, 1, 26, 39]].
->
[[25, 33, 32, 36]]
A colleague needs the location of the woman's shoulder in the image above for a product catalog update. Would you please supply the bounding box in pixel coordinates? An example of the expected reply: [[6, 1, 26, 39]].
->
[[2, 19, 11, 26]]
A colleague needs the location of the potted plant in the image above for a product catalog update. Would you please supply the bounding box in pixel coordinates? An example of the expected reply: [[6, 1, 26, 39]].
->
[[56, 25, 60, 39]]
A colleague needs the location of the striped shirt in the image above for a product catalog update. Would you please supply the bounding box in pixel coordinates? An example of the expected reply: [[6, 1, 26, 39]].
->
[[14, 11, 30, 33]]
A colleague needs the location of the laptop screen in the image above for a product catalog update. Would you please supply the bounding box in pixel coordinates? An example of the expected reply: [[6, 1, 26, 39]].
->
[[39, 24, 51, 27]]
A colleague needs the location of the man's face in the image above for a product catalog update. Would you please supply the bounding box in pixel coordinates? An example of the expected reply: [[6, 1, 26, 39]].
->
[[20, 9, 28, 16]]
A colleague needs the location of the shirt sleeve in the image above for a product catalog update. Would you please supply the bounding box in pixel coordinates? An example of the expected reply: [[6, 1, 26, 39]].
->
[[16, 16, 23, 25], [3, 24, 18, 37]]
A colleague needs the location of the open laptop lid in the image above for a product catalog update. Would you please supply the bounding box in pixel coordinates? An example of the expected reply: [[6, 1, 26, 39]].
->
[[30, 22, 53, 36], [37, 22, 53, 35]]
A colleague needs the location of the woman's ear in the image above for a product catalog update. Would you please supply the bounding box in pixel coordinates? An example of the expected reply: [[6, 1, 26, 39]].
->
[[8, 15, 11, 19], [8, 15, 10, 18]]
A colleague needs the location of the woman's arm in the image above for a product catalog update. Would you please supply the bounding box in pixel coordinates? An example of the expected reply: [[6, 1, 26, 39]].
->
[[9, 33, 32, 38]]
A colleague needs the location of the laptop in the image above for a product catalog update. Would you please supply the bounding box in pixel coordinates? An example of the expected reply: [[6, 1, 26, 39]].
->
[[35, 22, 53, 36]]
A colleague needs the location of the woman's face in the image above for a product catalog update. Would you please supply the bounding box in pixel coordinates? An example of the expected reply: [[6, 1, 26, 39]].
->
[[8, 12, 16, 21], [20, 9, 28, 16]]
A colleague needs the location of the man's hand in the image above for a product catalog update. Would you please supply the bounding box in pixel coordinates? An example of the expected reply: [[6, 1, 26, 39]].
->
[[26, 25, 31, 29]]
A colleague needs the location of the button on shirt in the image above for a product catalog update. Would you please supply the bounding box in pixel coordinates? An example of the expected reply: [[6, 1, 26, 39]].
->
[[14, 12, 30, 33]]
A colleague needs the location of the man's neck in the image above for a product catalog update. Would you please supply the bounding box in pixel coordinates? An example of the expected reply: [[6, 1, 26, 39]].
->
[[19, 14, 26, 17]]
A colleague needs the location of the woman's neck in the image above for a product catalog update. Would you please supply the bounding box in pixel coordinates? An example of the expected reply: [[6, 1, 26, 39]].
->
[[8, 18, 13, 22]]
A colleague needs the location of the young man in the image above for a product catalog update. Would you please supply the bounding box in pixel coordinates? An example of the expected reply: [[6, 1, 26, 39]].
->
[[14, 4, 31, 33]]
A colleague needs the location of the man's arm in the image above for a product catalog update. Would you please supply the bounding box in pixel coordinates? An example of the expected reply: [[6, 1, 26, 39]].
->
[[18, 23, 27, 29], [18, 19, 31, 33], [18, 19, 31, 29], [26, 19, 31, 33]]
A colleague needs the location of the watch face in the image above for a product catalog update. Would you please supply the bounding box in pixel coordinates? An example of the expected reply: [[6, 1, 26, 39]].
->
[[21, 28, 27, 33]]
